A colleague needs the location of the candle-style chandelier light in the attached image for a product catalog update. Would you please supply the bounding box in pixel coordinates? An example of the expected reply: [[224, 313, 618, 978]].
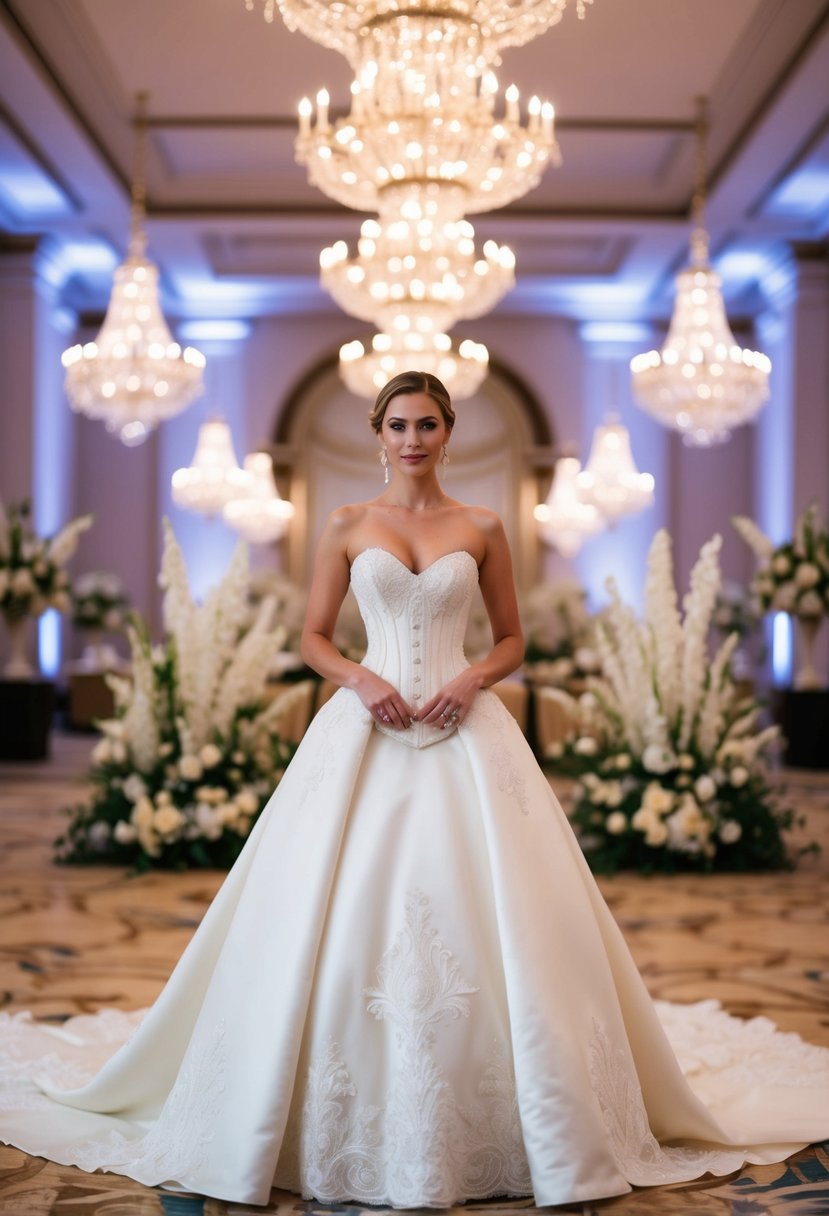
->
[[297, 75, 558, 225], [576, 417, 654, 523], [62, 93, 205, 446], [249, 1, 592, 65], [630, 98, 771, 447]]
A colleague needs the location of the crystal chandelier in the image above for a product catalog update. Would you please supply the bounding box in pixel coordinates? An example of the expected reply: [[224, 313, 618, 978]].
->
[[61, 93, 205, 447], [171, 419, 249, 517], [534, 456, 604, 558], [630, 98, 771, 447], [576, 418, 654, 523], [250, 1, 592, 65], [223, 453, 295, 545], [340, 330, 489, 399], [320, 217, 515, 335], [298, 75, 557, 224]]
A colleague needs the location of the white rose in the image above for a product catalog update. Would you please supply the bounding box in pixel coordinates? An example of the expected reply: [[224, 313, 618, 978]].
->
[[795, 562, 821, 589], [235, 788, 259, 815], [729, 765, 749, 788], [87, 821, 111, 850], [642, 744, 676, 774], [677, 754, 695, 771], [179, 754, 203, 781], [574, 736, 598, 756], [578, 692, 598, 711], [122, 774, 147, 803], [602, 781, 624, 808], [645, 821, 669, 847], [154, 805, 185, 838], [114, 820, 137, 844], [613, 753, 632, 771], [199, 743, 223, 769], [642, 782, 674, 815], [631, 807, 656, 833], [195, 803, 223, 840], [131, 797, 155, 828], [772, 554, 791, 576], [719, 819, 743, 844], [605, 811, 627, 835], [694, 775, 717, 803], [544, 741, 564, 759]]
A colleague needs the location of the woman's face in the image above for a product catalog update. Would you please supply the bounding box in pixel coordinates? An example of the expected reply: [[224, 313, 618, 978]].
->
[[379, 392, 451, 481]]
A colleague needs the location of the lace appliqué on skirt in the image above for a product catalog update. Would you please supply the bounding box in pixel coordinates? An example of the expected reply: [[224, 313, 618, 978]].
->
[[588, 1018, 745, 1185], [278, 891, 532, 1206], [463, 691, 529, 814], [66, 1019, 227, 1186]]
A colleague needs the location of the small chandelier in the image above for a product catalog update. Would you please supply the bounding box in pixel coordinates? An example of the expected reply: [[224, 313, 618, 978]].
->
[[223, 453, 295, 545], [577, 418, 654, 524], [630, 97, 770, 447], [298, 75, 557, 225], [534, 456, 604, 558], [340, 330, 488, 399], [250, 1, 592, 66], [320, 218, 515, 335], [62, 94, 205, 446], [171, 419, 249, 517]]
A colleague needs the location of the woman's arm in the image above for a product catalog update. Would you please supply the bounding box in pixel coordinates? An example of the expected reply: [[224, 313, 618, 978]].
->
[[300, 509, 414, 729], [419, 512, 524, 726]]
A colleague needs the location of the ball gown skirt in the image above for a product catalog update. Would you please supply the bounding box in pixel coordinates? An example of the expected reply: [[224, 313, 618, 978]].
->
[[1, 548, 828, 1207]]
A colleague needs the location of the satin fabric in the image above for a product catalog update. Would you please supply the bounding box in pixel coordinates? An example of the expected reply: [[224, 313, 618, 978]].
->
[[0, 548, 827, 1207]]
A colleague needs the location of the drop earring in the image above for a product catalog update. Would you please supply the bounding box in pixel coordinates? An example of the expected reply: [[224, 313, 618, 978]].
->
[[380, 448, 390, 484], [441, 444, 450, 468]]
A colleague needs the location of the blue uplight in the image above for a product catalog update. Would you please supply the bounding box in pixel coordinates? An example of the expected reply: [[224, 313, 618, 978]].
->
[[38, 609, 61, 678], [772, 612, 792, 686]]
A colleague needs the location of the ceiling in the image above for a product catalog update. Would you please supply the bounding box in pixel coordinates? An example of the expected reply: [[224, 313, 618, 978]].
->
[[1, 0, 828, 328]]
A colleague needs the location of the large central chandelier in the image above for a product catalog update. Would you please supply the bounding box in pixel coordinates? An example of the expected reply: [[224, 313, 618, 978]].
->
[[321, 217, 515, 334], [340, 330, 488, 398], [298, 75, 557, 223], [630, 98, 770, 447], [62, 93, 205, 446]]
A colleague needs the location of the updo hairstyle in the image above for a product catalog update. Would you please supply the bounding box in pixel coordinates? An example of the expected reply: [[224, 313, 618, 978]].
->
[[368, 371, 456, 433]]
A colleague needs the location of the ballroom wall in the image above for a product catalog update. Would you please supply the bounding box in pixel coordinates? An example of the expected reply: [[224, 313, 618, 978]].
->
[[1, 242, 827, 684]]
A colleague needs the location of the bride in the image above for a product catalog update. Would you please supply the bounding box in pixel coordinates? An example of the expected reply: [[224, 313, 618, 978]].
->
[[1, 370, 828, 1208]]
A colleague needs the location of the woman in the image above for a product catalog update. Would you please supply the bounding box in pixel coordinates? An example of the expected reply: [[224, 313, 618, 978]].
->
[[0, 371, 828, 1208]]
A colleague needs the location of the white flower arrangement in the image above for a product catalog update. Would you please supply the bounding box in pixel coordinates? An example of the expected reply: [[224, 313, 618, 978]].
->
[[72, 571, 131, 633], [0, 498, 92, 621], [521, 578, 601, 685], [545, 529, 805, 874], [734, 504, 829, 620], [57, 521, 297, 870]]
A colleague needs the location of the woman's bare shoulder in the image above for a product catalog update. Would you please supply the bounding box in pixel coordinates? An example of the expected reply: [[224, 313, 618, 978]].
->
[[459, 504, 506, 537]]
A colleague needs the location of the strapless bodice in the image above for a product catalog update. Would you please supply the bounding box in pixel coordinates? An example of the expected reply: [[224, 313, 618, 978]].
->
[[349, 547, 478, 748]]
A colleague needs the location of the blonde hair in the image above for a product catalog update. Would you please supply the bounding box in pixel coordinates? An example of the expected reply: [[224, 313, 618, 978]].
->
[[369, 371, 455, 432]]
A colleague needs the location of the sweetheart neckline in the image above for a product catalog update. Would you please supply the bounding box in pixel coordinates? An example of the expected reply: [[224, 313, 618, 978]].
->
[[351, 547, 478, 578]]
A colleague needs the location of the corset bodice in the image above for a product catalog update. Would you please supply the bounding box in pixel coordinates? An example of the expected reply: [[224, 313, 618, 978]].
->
[[349, 547, 479, 748]]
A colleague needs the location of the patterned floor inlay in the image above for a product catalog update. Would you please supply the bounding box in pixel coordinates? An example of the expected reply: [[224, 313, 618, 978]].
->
[[0, 734, 827, 1215]]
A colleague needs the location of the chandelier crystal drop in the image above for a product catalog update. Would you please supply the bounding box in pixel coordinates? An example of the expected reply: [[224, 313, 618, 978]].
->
[[171, 419, 249, 517], [340, 330, 488, 399], [321, 217, 515, 334], [630, 98, 770, 447], [251, 1, 592, 65], [223, 453, 295, 545], [534, 456, 604, 558], [297, 76, 557, 223], [61, 93, 205, 446], [576, 418, 654, 523]]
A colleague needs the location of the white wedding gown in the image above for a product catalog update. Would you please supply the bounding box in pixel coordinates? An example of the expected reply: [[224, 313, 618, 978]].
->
[[1, 547, 828, 1208]]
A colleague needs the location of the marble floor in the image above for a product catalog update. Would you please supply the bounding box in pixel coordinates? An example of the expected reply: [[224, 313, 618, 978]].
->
[[0, 734, 827, 1215]]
